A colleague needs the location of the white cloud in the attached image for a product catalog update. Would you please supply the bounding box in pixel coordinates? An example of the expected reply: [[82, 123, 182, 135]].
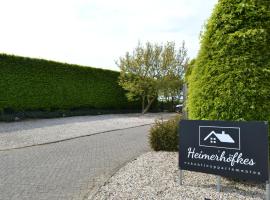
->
[[0, 0, 217, 70]]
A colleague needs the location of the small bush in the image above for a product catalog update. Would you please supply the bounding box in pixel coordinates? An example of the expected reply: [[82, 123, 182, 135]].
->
[[149, 115, 181, 151]]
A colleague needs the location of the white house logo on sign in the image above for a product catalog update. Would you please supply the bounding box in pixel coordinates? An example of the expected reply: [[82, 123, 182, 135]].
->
[[199, 126, 240, 150], [180, 120, 269, 183]]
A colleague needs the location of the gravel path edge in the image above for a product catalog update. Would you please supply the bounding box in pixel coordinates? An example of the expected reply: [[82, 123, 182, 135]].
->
[[0, 123, 154, 152], [86, 151, 152, 200]]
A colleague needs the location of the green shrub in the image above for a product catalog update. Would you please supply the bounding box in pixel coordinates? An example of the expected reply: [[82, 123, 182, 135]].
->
[[0, 54, 140, 116], [187, 0, 270, 122], [0, 108, 141, 122], [149, 115, 180, 151]]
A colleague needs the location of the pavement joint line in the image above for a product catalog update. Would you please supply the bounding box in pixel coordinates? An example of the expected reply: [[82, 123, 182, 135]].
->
[[0, 123, 154, 152]]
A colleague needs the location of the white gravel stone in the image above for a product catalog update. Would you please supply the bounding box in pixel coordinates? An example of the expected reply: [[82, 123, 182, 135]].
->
[[0, 113, 174, 150], [93, 152, 265, 200]]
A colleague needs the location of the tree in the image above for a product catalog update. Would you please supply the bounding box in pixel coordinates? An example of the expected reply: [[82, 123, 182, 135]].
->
[[187, 0, 270, 121], [117, 41, 188, 114], [159, 73, 184, 110]]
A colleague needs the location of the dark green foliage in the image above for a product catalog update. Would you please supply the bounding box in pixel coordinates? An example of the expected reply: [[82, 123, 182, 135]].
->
[[0, 54, 139, 117], [0, 108, 140, 122], [187, 0, 270, 121], [149, 115, 180, 151]]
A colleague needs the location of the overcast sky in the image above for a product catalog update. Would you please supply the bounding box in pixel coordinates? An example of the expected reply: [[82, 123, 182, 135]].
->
[[0, 0, 217, 71]]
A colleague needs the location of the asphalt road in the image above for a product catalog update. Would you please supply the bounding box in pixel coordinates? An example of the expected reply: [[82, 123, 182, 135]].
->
[[0, 125, 151, 200]]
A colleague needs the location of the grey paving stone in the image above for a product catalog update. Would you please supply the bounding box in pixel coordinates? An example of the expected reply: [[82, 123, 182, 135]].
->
[[0, 125, 151, 200], [0, 113, 173, 150]]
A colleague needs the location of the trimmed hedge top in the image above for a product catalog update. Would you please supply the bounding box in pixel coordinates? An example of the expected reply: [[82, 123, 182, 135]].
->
[[0, 54, 138, 112]]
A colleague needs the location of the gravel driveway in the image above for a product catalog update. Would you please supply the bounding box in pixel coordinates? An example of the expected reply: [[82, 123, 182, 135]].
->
[[93, 152, 265, 200], [0, 113, 174, 150]]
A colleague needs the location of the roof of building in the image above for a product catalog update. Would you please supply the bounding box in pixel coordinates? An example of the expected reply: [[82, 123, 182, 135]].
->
[[204, 131, 234, 143]]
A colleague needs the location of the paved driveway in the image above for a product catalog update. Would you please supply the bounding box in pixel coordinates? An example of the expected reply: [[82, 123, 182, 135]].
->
[[0, 113, 173, 150], [0, 125, 151, 200]]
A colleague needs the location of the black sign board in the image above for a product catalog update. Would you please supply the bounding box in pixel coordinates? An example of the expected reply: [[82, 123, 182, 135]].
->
[[179, 120, 269, 182]]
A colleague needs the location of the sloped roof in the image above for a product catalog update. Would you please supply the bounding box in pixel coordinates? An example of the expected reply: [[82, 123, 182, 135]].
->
[[215, 133, 234, 143], [204, 131, 234, 143]]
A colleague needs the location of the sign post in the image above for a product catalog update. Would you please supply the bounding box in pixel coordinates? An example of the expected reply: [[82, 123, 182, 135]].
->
[[179, 81, 188, 186], [179, 169, 183, 185], [266, 180, 269, 200], [179, 120, 269, 193], [216, 176, 221, 192]]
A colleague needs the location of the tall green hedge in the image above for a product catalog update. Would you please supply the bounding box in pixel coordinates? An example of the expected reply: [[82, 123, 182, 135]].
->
[[0, 54, 139, 113], [187, 0, 270, 121]]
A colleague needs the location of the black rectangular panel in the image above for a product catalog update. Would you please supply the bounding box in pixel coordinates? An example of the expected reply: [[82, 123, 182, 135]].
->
[[179, 120, 269, 182]]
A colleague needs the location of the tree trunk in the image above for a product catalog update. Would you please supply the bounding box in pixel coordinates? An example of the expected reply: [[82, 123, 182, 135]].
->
[[141, 95, 145, 114], [171, 96, 174, 112], [142, 97, 155, 114]]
